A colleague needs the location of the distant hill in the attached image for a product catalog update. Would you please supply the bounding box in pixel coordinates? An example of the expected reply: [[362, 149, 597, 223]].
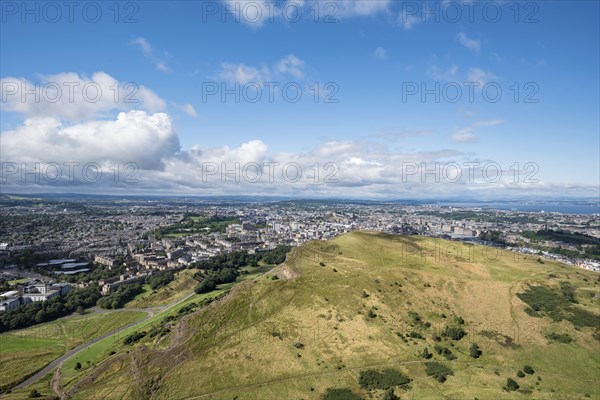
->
[[61, 232, 600, 399]]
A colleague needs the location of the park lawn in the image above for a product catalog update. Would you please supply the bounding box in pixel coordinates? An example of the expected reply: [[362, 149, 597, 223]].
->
[[0, 310, 145, 390]]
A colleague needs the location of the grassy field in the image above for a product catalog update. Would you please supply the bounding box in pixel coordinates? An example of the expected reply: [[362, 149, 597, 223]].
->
[[0, 310, 145, 391], [53, 233, 600, 399]]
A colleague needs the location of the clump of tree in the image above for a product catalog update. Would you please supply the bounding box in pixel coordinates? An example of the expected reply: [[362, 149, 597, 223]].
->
[[469, 343, 482, 358], [442, 325, 466, 341], [523, 365, 535, 375], [321, 388, 363, 400], [194, 268, 239, 294], [358, 368, 411, 390], [546, 332, 572, 343], [0, 285, 101, 332], [504, 378, 519, 391], [434, 345, 456, 360], [421, 348, 433, 359], [97, 284, 143, 309], [381, 388, 400, 400], [123, 330, 146, 345], [424, 362, 453, 383], [147, 271, 174, 290]]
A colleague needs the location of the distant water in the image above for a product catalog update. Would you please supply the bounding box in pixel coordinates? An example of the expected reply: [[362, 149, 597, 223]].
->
[[438, 203, 600, 215]]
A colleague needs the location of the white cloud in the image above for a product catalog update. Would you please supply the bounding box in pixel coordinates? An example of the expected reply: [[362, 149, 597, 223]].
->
[[373, 47, 387, 60], [467, 67, 497, 86], [0, 72, 166, 121], [452, 119, 504, 142], [276, 55, 305, 79], [0, 111, 180, 170], [216, 55, 306, 85], [457, 32, 481, 52], [181, 104, 198, 117], [398, 9, 420, 30], [131, 37, 171, 73], [335, 0, 390, 17], [427, 65, 459, 80], [451, 130, 477, 142]]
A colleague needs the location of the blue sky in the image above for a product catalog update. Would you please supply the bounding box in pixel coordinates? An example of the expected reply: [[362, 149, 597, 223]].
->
[[1, 0, 599, 198]]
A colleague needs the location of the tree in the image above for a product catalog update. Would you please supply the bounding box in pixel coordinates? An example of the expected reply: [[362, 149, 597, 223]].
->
[[381, 388, 400, 400], [523, 365, 535, 375], [75, 362, 82, 370], [422, 347, 433, 359], [28, 389, 41, 398], [505, 378, 519, 391], [469, 343, 482, 358], [517, 370, 525, 378]]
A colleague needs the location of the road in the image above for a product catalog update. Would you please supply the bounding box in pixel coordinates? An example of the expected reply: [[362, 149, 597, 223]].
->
[[12, 290, 196, 390]]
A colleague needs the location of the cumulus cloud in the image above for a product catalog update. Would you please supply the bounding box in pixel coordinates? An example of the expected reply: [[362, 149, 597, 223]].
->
[[0, 110, 180, 170], [0, 72, 165, 121], [457, 32, 481, 52]]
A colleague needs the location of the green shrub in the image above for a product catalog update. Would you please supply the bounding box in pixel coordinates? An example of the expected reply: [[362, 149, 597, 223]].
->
[[505, 378, 519, 391], [469, 343, 482, 358], [523, 365, 535, 375], [321, 388, 363, 400], [546, 332, 572, 343], [358, 368, 411, 390], [442, 326, 466, 341], [381, 388, 400, 400], [424, 362, 453, 383], [517, 370, 525, 378], [421, 347, 433, 359]]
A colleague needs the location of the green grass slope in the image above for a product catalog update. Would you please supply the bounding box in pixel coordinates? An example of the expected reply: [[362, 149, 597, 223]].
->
[[64, 232, 600, 400]]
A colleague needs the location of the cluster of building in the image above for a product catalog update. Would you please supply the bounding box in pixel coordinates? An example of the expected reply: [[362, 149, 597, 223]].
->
[[0, 200, 598, 312], [0, 282, 71, 312]]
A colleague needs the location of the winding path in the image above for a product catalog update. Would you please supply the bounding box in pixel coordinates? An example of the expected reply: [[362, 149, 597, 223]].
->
[[12, 290, 196, 390]]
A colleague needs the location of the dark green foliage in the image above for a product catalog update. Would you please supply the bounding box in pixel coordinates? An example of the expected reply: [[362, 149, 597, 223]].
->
[[155, 215, 240, 237], [505, 378, 519, 391], [522, 229, 600, 246], [28, 389, 41, 398], [517, 285, 600, 328], [455, 316, 465, 325], [195, 279, 217, 294], [358, 368, 411, 390], [421, 348, 433, 359], [191, 246, 291, 294], [123, 331, 146, 345], [523, 365, 535, 375], [546, 332, 572, 343], [517, 370, 525, 378], [469, 343, 482, 358], [0, 285, 101, 332], [147, 271, 174, 290], [409, 331, 424, 339], [381, 388, 400, 400], [442, 326, 466, 341], [97, 284, 143, 309], [321, 388, 363, 400], [424, 362, 453, 383], [74, 362, 82, 370]]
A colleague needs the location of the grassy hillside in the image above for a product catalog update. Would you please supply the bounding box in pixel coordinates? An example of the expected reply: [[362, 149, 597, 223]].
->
[[60, 232, 600, 400], [0, 310, 145, 391]]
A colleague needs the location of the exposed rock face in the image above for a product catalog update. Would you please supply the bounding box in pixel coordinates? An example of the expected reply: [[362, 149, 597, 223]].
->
[[275, 264, 301, 280]]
